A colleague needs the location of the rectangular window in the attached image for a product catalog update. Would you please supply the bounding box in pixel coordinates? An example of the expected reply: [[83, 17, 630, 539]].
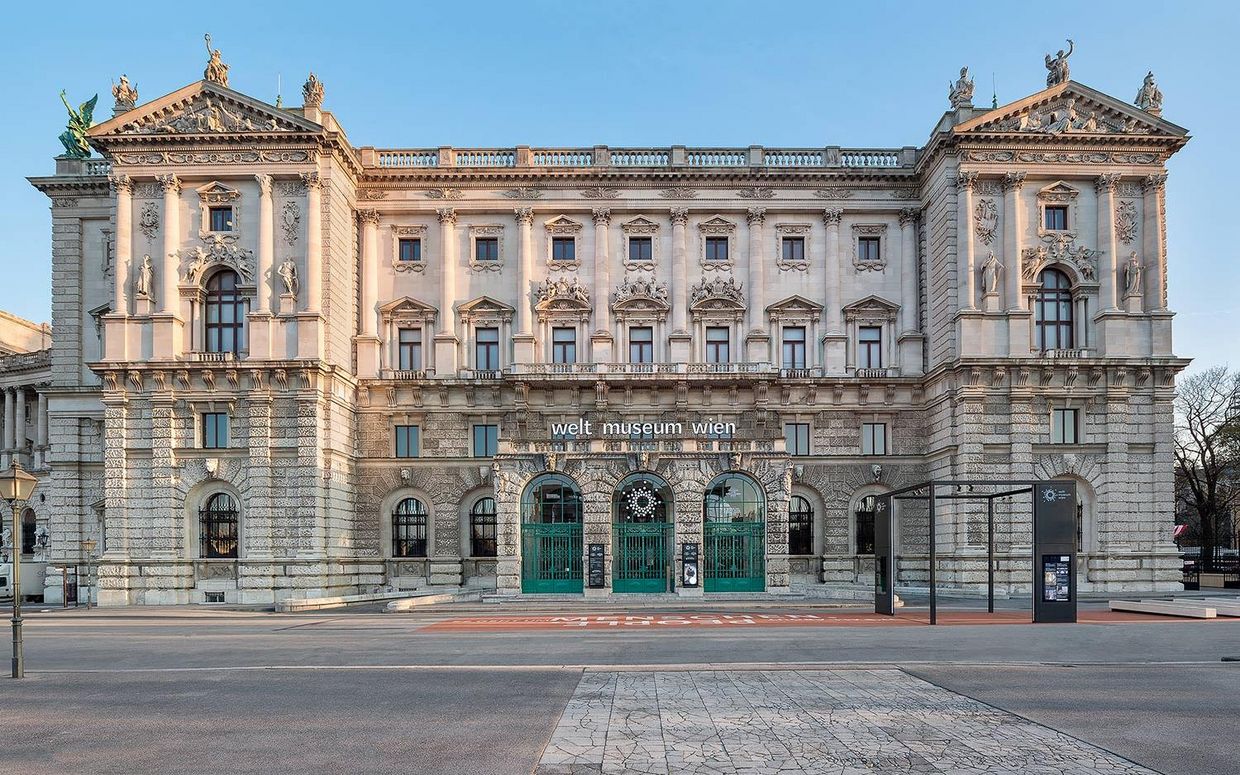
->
[[397, 327, 422, 371], [475, 237, 499, 262], [394, 425, 420, 458], [201, 413, 229, 449], [628, 237, 653, 262], [472, 424, 499, 458], [861, 423, 888, 456], [209, 206, 233, 232], [552, 327, 577, 364], [781, 326, 807, 370], [784, 422, 811, 456], [1051, 409, 1079, 444], [629, 326, 654, 363], [858, 236, 881, 263], [705, 236, 729, 262], [781, 236, 805, 262], [552, 237, 576, 262], [705, 326, 730, 364], [398, 238, 422, 262], [475, 327, 500, 370], [1045, 205, 1069, 231], [858, 326, 882, 369]]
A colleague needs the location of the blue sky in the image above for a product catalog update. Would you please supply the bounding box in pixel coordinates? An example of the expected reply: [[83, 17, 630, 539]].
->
[[1, 0, 1235, 373]]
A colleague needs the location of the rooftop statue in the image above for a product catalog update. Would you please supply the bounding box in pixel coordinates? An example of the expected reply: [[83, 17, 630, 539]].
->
[[1045, 39, 1074, 87], [1135, 71, 1163, 116], [948, 66, 974, 108], [58, 90, 97, 159], [112, 74, 138, 112], [204, 33, 229, 87], [302, 72, 324, 108]]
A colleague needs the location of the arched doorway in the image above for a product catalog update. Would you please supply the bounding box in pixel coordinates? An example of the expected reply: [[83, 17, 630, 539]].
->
[[702, 472, 766, 592], [613, 473, 674, 593], [520, 473, 584, 593]]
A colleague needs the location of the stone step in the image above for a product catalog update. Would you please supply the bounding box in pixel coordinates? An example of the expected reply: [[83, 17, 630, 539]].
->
[[1108, 599, 1216, 618], [1168, 598, 1240, 617]]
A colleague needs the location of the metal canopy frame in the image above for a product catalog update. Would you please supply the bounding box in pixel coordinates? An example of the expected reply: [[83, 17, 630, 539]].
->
[[882, 479, 1073, 625]]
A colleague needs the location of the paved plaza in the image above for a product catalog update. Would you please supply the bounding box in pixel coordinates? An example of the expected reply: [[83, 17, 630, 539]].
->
[[537, 669, 1158, 775]]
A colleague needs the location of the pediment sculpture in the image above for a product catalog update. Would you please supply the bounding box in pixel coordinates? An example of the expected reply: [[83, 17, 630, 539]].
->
[[689, 276, 744, 308], [1022, 233, 1098, 282], [180, 233, 255, 283], [534, 276, 591, 307], [612, 277, 669, 306]]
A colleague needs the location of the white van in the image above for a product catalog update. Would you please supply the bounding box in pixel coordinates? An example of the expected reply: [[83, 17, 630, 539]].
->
[[0, 562, 47, 602]]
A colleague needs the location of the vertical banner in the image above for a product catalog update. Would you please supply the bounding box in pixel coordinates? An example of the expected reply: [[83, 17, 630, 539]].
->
[[873, 494, 895, 615], [1033, 481, 1077, 623], [587, 543, 606, 589], [681, 542, 699, 588]]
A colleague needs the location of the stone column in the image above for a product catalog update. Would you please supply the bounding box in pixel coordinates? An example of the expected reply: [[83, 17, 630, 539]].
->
[[669, 207, 691, 361], [1143, 174, 1168, 311], [822, 208, 845, 373], [1002, 172, 1026, 311], [111, 174, 133, 314], [513, 207, 536, 364], [434, 208, 459, 376], [155, 174, 181, 313], [745, 208, 768, 362], [898, 209, 918, 333], [356, 209, 382, 377], [2, 388, 14, 458], [35, 391, 47, 469], [13, 388, 25, 455], [591, 208, 613, 362], [1096, 173, 1120, 312], [255, 174, 274, 313], [958, 171, 978, 310], [300, 172, 324, 312]]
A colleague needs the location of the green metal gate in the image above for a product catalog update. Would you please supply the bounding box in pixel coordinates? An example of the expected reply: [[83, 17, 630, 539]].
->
[[521, 522, 583, 594], [614, 522, 673, 593], [703, 521, 766, 592]]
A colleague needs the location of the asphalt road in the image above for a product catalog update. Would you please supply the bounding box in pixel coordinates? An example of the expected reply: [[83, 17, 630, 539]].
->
[[0, 605, 1236, 774]]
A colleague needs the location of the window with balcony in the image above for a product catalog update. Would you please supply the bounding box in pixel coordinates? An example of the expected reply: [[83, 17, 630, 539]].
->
[[475, 237, 499, 262], [629, 326, 654, 363], [475, 327, 500, 371], [204, 270, 245, 355], [552, 327, 577, 364], [397, 327, 422, 371], [1035, 269, 1074, 351], [552, 237, 576, 263], [201, 413, 229, 449], [398, 238, 421, 263], [781, 326, 806, 370], [394, 425, 420, 458], [784, 423, 811, 456], [472, 424, 499, 457], [1051, 409, 1079, 444], [861, 423, 887, 456], [781, 236, 805, 262], [705, 326, 730, 364], [705, 236, 729, 262], [858, 326, 882, 369], [628, 237, 653, 262]]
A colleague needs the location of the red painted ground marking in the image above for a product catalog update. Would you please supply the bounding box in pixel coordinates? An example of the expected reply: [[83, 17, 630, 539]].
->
[[418, 609, 1213, 632]]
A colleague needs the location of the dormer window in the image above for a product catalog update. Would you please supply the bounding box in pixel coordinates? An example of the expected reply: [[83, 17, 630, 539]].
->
[[209, 206, 233, 232]]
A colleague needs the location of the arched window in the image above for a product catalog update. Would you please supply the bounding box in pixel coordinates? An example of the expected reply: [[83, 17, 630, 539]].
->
[[392, 497, 428, 557], [788, 495, 813, 555], [522, 473, 582, 523], [20, 509, 36, 555], [205, 270, 246, 354], [199, 492, 239, 558], [1035, 269, 1073, 351], [703, 473, 765, 523], [614, 474, 673, 523], [470, 497, 497, 557], [855, 495, 877, 555]]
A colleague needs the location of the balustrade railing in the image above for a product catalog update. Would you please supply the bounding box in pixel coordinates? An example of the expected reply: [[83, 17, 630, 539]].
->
[[377, 150, 438, 168], [453, 149, 516, 167], [189, 352, 236, 363], [368, 146, 914, 170], [1040, 349, 1090, 359], [686, 148, 747, 167], [381, 369, 430, 380], [532, 149, 594, 167], [610, 148, 672, 167]]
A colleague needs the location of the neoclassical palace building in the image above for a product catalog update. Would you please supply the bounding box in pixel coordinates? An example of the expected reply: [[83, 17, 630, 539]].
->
[[25, 49, 1189, 605]]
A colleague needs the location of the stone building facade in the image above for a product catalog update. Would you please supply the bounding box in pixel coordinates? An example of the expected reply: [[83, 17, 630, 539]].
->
[[27, 52, 1189, 605]]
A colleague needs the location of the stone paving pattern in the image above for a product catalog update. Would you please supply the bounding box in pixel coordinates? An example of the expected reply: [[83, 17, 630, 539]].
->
[[536, 669, 1159, 775]]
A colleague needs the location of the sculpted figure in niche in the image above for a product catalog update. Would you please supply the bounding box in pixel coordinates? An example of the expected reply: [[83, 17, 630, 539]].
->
[[279, 258, 299, 297], [948, 66, 974, 108], [980, 253, 1002, 295], [136, 255, 155, 300], [1045, 39, 1074, 86], [1124, 252, 1143, 295]]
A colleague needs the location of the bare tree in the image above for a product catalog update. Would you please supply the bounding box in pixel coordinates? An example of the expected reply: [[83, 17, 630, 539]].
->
[[1174, 366, 1240, 570]]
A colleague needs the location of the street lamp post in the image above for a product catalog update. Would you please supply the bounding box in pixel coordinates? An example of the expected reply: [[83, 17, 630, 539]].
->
[[1, 462, 39, 679]]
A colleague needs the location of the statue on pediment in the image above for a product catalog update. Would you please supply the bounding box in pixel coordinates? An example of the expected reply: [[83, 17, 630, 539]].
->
[[112, 75, 138, 112], [58, 91, 97, 158], [1045, 39, 1073, 87], [1135, 71, 1163, 116], [204, 34, 229, 87], [948, 66, 974, 108], [302, 72, 324, 108]]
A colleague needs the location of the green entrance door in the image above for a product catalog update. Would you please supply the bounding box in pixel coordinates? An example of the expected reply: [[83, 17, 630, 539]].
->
[[703, 521, 765, 592], [521, 522, 583, 593], [614, 522, 673, 593]]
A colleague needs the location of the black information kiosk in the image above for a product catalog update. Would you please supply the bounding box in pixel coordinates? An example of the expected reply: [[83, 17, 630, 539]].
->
[[873, 494, 896, 615], [1032, 481, 1077, 623], [587, 543, 606, 589], [681, 542, 699, 588]]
